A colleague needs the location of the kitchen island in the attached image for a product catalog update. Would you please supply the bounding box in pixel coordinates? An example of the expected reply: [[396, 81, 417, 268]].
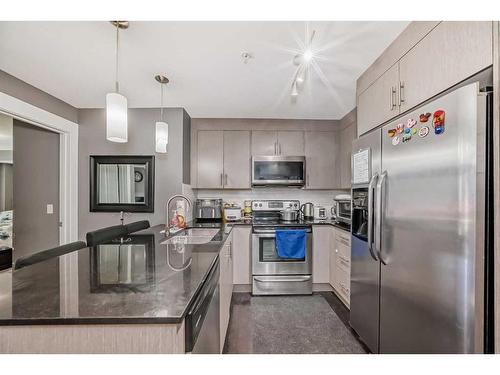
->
[[0, 223, 232, 353]]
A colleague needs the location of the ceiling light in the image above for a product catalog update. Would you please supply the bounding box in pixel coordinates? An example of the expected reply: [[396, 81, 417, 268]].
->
[[291, 81, 299, 97], [155, 75, 169, 153], [303, 49, 313, 62], [296, 68, 305, 84], [106, 21, 128, 143]]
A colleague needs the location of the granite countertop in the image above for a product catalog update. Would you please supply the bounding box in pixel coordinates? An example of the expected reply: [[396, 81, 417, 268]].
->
[[0, 223, 232, 326], [226, 218, 350, 232]]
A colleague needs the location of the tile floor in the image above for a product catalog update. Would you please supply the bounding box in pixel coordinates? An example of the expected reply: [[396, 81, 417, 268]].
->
[[223, 292, 368, 354]]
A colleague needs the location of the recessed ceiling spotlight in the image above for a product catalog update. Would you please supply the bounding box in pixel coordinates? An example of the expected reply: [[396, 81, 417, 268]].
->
[[241, 51, 253, 64]]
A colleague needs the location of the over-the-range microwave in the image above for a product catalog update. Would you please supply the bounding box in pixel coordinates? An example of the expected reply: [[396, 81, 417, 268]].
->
[[251, 156, 306, 187]]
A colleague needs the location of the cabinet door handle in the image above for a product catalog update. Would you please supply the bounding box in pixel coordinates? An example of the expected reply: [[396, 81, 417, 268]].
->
[[399, 81, 405, 106], [224, 174, 228, 186], [220, 173, 224, 187], [278, 143, 281, 155], [391, 87, 397, 110]]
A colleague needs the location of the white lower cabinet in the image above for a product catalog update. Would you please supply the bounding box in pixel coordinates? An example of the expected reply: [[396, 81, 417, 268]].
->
[[219, 231, 233, 352], [232, 226, 252, 285], [312, 226, 331, 284], [329, 227, 351, 308]]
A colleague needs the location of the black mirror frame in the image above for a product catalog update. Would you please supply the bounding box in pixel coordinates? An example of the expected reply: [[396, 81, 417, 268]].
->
[[90, 155, 155, 213]]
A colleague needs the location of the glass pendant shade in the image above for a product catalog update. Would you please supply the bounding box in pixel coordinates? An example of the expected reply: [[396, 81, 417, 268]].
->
[[155, 121, 169, 153], [106, 92, 128, 143]]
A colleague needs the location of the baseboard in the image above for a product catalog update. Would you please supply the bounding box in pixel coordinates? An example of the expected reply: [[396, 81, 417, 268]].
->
[[313, 283, 333, 292]]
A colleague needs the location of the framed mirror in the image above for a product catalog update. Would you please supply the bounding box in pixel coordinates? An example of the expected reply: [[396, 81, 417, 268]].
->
[[90, 155, 155, 212]]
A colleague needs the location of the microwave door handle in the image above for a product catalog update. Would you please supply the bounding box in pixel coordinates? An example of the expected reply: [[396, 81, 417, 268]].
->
[[367, 173, 379, 261], [375, 171, 387, 265]]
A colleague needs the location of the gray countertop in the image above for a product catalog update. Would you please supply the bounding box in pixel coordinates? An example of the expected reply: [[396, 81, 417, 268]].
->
[[0, 223, 231, 326], [0, 219, 349, 326]]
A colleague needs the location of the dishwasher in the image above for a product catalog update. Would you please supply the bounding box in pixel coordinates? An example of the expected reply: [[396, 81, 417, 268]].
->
[[185, 258, 220, 353]]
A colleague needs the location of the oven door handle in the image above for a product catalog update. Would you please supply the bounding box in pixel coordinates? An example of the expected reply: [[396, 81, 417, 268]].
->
[[252, 232, 276, 237], [254, 276, 311, 283]]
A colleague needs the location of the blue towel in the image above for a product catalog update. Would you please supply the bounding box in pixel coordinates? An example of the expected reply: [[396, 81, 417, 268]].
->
[[275, 229, 306, 259]]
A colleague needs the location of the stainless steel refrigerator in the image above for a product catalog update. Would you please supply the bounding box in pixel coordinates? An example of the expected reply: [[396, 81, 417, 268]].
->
[[349, 81, 494, 354]]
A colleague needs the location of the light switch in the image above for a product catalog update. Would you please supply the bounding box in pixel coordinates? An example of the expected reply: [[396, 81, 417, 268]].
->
[[47, 204, 54, 214]]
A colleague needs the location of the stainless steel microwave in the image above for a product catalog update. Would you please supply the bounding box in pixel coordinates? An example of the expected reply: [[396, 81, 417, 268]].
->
[[252, 156, 306, 187]]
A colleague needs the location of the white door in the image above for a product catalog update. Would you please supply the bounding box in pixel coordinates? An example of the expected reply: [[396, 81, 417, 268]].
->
[[223, 131, 250, 189], [304, 131, 339, 189], [357, 63, 400, 136], [197, 130, 224, 188], [399, 21, 492, 113], [251, 131, 277, 156], [277, 131, 304, 156]]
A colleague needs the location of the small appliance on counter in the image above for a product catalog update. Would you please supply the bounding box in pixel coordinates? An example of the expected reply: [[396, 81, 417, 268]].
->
[[331, 194, 352, 225], [223, 205, 242, 222], [313, 205, 327, 220], [194, 198, 222, 221], [299, 202, 314, 220]]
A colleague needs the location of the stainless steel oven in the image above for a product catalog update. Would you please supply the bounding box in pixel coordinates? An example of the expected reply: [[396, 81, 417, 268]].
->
[[252, 156, 306, 187], [252, 225, 312, 295]]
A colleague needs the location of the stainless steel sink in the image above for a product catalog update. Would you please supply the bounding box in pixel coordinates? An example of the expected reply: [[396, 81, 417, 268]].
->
[[161, 228, 219, 245]]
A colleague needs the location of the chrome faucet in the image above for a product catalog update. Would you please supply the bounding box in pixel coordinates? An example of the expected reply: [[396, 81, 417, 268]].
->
[[165, 194, 192, 234]]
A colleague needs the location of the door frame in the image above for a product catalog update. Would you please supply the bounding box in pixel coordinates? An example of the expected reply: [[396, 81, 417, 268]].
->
[[0, 91, 78, 245]]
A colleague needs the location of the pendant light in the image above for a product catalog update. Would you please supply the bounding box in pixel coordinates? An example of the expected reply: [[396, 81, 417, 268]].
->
[[106, 21, 129, 143], [155, 75, 169, 153]]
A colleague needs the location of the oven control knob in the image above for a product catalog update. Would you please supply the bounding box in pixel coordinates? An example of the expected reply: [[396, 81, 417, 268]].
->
[[259, 203, 262, 207], [294, 203, 298, 207]]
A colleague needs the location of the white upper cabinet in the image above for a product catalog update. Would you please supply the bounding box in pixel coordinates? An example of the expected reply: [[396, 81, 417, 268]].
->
[[277, 131, 304, 156], [196, 130, 250, 189], [357, 63, 400, 137], [399, 21, 493, 112], [197, 130, 224, 189], [223, 131, 250, 189], [357, 21, 493, 136], [304, 131, 339, 189], [251, 130, 304, 156], [251, 130, 277, 156]]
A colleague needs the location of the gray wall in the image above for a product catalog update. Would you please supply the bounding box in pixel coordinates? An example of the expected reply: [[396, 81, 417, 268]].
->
[[78, 107, 191, 239], [0, 69, 78, 123], [13, 120, 60, 260]]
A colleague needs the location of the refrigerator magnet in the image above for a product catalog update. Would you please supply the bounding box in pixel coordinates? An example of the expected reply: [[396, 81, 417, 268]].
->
[[411, 128, 417, 135], [402, 133, 412, 143], [418, 126, 429, 138], [419, 112, 431, 122], [388, 129, 397, 137], [407, 118, 417, 128], [392, 135, 400, 146], [396, 123, 404, 134], [404, 127, 411, 134], [433, 110, 445, 134]]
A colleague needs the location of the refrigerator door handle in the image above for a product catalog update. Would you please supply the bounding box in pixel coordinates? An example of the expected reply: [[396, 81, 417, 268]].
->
[[367, 173, 379, 261], [375, 171, 387, 265]]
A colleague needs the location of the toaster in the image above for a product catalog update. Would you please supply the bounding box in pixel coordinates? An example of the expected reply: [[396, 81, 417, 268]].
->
[[224, 206, 242, 221]]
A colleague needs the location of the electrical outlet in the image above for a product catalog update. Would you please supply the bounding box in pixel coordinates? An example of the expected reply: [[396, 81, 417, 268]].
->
[[47, 204, 54, 214]]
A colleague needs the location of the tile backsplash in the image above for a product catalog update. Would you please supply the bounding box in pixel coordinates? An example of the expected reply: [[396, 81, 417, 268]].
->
[[195, 188, 349, 218]]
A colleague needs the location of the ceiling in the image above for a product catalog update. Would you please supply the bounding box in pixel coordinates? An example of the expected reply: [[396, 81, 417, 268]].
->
[[0, 21, 408, 119]]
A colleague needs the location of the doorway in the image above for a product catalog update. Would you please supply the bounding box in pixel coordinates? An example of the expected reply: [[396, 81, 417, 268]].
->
[[12, 119, 60, 260]]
